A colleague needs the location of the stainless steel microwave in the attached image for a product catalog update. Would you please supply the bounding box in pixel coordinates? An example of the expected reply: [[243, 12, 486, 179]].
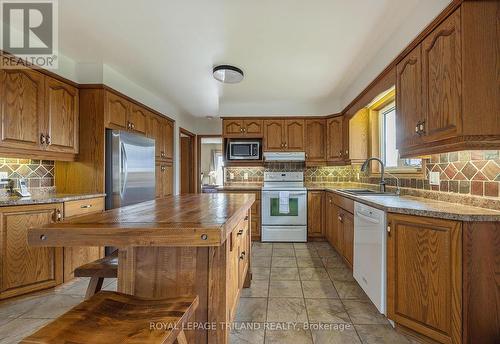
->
[[228, 141, 261, 160]]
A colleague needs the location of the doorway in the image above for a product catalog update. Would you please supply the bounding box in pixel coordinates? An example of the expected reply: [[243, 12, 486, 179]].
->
[[197, 135, 223, 193], [179, 128, 196, 194]]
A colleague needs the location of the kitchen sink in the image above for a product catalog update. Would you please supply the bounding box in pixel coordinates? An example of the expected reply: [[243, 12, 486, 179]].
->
[[339, 189, 397, 196]]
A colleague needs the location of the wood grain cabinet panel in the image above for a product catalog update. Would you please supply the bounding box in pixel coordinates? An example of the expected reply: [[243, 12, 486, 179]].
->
[[387, 214, 462, 344], [45, 77, 79, 154], [243, 120, 263, 136], [422, 9, 462, 144], [156, 162, 173, 198], [129, 104, 148, 135], [164, 120, 174, 160], [263, 120, 285, 151], [0, 204, 63, 299], [105, 92, 130, 130], [284, 119, 305, 151], [223, 120, 244, 137], [326, 116, 343, 162], [0, 69, 45, 150], [307, 191, 324, 238], [341, 210, 354, 268], [305, 119, 326, 163]]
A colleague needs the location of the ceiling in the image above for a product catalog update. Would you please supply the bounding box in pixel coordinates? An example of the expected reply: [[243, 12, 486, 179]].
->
[[59, 0, 450, 118]]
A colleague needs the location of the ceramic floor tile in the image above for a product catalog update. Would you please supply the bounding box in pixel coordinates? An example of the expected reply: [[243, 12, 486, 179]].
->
[[302, 280, 339, 299], [230, 323, 265, 344], [0, 318, 52, 344], [236, 298, 268, 322], [253, 242, 273, 249], [332, 281, 368, 300], [265, 325, 313, 344], [355, 324, 412, 344], [293, 243, 316, 249], [268, 280, 303, 298], [272, 243, 295, 249], [296, 257, 324, 268], [316, 247, 339, 258], [342, 300, 388, 325], [270, 267, 300, 281], [253, 256, 272, 267], [267, 298, 308, 323], [272, 248, 295, 257], [271, 257, 297, 268], [305, 298, 350, 323], [327, 267, 356, 283], [322, 256, 347, 268], [19, 294, 84, 319], [311, 325, 361, 344], [253, 267, 271, 280], [294, 249, 320, 258], [299, 267, 330, 281], [240, 280, 269, 298], [253, 247, 273, 257]]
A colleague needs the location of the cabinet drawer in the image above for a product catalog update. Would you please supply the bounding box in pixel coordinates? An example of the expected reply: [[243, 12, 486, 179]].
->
[[64, 197, 104, 218], [332, 193, 354, 214]]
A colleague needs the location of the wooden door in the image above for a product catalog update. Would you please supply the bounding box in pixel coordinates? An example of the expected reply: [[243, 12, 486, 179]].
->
[[223, 119, 244, 137], [180, 135, 194, 194], [422, 9, 462, 143], [326, 117, 343, 162], [0, 204, 63, 299], [342, 211, 354, 268], [0, 69, 45, 151], [163, 120, 174, 160], [263, 120, 285, 151], [284, 119, 305, 151], [305, 119, 326, 162], [387, 214, 462, 344], [44, 77, 79, 154], [129, 104, 148, 135], [307, 191, 324, 238], [396, 46, 423, 150], [105, 92, 129, 130], [243, 119, 263, 136]]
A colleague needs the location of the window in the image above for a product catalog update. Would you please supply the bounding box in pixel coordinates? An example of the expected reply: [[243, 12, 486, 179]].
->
[[379, 102, 421, 170]]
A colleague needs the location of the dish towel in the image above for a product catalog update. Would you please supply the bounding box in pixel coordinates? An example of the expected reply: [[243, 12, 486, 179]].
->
[[279, 191, 290, 214]]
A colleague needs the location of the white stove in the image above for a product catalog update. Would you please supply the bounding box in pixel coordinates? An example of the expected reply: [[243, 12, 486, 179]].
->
[[261, 172, 307, 242]]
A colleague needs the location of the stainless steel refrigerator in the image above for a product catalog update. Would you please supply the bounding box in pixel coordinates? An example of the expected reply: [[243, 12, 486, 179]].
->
[[105, 129, 155, 210]]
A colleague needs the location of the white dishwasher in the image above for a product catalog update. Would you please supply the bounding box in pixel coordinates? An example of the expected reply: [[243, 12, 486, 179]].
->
[[353, 202, 387, 314]]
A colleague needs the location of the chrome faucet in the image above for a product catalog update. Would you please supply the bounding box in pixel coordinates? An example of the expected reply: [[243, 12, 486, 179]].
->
[[360, 157, 386, 192], [385, 171, 401, 196]]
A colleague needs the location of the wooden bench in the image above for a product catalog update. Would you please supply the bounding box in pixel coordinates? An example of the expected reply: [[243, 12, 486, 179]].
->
[[21, 291, 199, 344], [74, 251, 118, 300]]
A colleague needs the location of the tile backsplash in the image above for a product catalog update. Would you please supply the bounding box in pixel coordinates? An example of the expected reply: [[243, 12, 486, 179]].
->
[[0, 158, 55, 192]]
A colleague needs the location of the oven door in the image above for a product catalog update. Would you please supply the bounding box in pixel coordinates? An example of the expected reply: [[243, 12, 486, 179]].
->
[[261, 190, 307, 226]]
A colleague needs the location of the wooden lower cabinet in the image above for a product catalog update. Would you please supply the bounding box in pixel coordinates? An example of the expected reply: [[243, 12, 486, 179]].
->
[[63, 197, 105, 282], [219, 190, 261, 241], [0, 204, 63, 299], [307, 191, 324, 238], [156, 162, 173, 198], [341, 210, 354, 268], [387, 213, 462, 344]]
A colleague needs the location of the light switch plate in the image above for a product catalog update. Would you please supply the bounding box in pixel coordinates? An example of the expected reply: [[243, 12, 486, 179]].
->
[[429, 171, 440, 185], [243, 172, 249, 180], [0, 172, 8, 185], [229, 173, 235, 180]]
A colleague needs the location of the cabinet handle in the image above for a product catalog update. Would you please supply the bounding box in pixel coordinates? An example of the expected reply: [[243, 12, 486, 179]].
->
[[387, 225, 391, 236], [329, 199, 332, 204], [161, 166, 166, 172], [237, 229, 244, 236], [244, 215, 249, 221], [55, 209, 62, 222], [239, 251, 246, 260], [285, 143, 288, 148], [419, 121, 425, 134], [243, 127, 246, 133], [46, 135, 51, 145], [339, 150, 343, 156], [40, 134, 46, 145], [240, 128, 244, 133], [415, 122, 420, 134], [131, 123, 135, 130], [305, 153, 308, 159], [80, 204, 92, 209], [338, 214, 343, 222], [127, 122, 131, 130], [345, 150, 348, 156]]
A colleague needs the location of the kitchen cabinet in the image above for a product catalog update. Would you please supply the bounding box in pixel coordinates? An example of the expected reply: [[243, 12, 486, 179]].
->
[[223, 119, 263, 138], [105, 91, 151, 135], [387, 213, 462, 344], [305, 119, 326, 164], [284, 119, 305, 151], [263, 119, 305, 151], [219, 190, 261, 241], [129, 104, 148, 135], [150, 115, 174, 161], [63, 197, 105, 282], [340, 210, 354, 268], [0, 203, 63, 300], [326, 116, 343, 163], [156, 162, 173, 198], [307, 191, 324, 238]]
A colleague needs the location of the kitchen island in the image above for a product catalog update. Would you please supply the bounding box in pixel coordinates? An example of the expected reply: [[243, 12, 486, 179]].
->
[[28, 193, 255, 344]]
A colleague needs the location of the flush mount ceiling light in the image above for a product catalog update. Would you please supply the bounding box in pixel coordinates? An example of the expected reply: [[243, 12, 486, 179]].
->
[[213, 65, 244, 84]]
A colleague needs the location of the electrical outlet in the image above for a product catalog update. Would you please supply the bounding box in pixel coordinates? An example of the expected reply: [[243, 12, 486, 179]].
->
[[229, 173, 235, 180], [243, 172, 249, 180], [429, 171, 440, 185], [0, 172, 8, 185]]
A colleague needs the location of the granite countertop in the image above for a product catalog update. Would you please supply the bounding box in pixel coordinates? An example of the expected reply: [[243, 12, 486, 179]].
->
[[0, 193, 106, 207], [215, 184, 263, 191]]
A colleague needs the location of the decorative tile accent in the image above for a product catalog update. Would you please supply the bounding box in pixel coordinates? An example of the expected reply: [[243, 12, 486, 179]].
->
[[0, 158, 55, 192]]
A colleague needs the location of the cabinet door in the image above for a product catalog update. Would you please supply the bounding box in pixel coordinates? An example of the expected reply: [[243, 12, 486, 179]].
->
[[151, 116, 166, 160], [243, 119, 263, 137], [227, 232, 240, 321], [387, 214, 462, 344], [45, 77, 79, 154], [156, 163, 173, 198], [163, 164, 173, 197], [0, 69, 45, 150], [105, 92, 129, 130], [307, 191, 324, 238], [342, 211, 354, 268], [129, 104, 148, 135], [422, 9, 462, 143], [325, 194, 334, 244], [305, 119, 326, 162], [332, 206, 343, 254], [223, 120, 244, 137], [284, 119, 305, 151], [263, 120, 285, 151], [326, 117, 343, 162], [163, 120, 174, 160], [0, 204, 63, 299], [155, 163, 164, 198], [251, 198, 261, 239], [396, 46, 423, 149]]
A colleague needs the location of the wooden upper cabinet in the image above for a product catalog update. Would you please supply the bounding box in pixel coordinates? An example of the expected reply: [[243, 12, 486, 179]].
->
[[421, 9, 462, 144], [263, 120, 285, 151], [163, 120, 174, 160], [284, 119, 305, 151], [223, 120, 244, 137], [129, 104, 148, 135], [45, 77, 79, 154], [307, 191, 324, 238], [0, 69, 45, 150], [387, 213, 462, 344], [305, 119, 326, 162], [326, 116, 343, 162], [243, 119, 263, 137], [396, 46, 423, 150], [105, 92, 130, 130], [223, 119, 263, 137], [150, 115, 174, 161]]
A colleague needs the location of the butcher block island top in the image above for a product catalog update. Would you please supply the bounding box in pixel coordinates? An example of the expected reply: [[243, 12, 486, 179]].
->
[[29, 193, 255, 248]]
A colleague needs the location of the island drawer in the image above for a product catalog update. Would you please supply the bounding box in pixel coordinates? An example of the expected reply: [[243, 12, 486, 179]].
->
[[64, 197, 105, 218]]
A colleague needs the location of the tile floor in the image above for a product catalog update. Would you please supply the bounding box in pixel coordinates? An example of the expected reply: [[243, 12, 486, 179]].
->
[[0, 242, 418, 343]]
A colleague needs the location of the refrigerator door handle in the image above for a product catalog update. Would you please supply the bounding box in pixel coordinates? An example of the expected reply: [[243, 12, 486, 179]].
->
[[120, 142, 129, 198]]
